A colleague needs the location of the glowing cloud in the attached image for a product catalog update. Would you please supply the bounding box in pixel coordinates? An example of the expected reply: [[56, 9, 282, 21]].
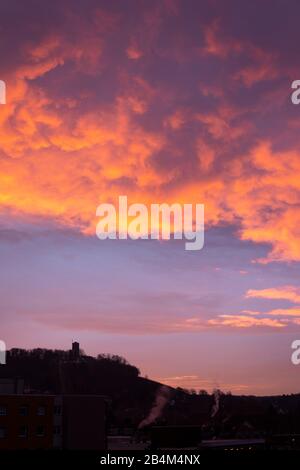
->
[[246, 286, 300, 304]]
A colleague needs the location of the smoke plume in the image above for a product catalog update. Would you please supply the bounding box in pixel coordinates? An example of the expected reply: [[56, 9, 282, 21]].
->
[[138, 385, 170, 429], [211, 388, 221, 418]]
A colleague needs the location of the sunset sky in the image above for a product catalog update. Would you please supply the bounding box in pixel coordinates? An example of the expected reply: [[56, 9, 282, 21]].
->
[[1, 0, 300, 395]]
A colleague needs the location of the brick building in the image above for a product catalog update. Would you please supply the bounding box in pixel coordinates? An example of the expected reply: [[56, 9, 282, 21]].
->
[[0, 393, 108, 450]]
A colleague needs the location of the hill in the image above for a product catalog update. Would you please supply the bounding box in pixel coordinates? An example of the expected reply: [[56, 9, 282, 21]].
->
[[1, 347, 300, 437]]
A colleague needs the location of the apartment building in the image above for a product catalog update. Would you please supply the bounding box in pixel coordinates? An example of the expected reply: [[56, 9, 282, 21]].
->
[[0, 392, 108, 450]]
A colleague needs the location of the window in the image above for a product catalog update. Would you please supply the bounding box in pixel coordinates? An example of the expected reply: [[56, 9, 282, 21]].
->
[[0, 406, 7, 416], [37, 406, 46, 416], [36, 425, 45, 437], [18, 425, 28, 438], [53, 425, 61, 435], [19, 405, 29, 416], [0, 427, 7, 438]]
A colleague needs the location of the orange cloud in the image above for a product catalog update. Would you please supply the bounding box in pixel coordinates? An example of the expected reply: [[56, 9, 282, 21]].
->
[[1, 78, 300, 265], [153, 375, 250, 394], [208, 314, 286, 328], [0, 21, 300, 266], [164, 110, 185, 130], [202, 20, 281, 88], [233, 142, 300, 262], [126, 44, 143, 60], [234, 47, 279, 86], [266, 307, 300, 317], [246, 286, 300, 303], [202, 19, 242, 59]]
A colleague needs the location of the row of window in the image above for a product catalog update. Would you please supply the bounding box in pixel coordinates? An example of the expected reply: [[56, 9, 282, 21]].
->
[[0, 425, 61, 439], [0, 405, 62, 416]]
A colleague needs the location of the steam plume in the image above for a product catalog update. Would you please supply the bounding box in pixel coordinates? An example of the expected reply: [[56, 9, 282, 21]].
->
[[138, 385, 170, 429], [211, 388, 221, 418]]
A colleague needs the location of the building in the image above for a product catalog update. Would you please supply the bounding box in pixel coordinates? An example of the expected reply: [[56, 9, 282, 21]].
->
[[0, 394, 108, 450], [0, 394, 58, 450], [62, 395, 108, 450], [0, 378, 24, 395], [150, 425, 202, 450], [70, 342, 80, 361]]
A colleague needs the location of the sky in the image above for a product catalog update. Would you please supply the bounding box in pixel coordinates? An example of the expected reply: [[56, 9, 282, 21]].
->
[[1, 0, 300, 395]]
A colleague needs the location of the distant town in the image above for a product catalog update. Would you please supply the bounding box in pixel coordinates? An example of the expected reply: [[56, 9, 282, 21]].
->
[[1, 342, 300, 451]]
